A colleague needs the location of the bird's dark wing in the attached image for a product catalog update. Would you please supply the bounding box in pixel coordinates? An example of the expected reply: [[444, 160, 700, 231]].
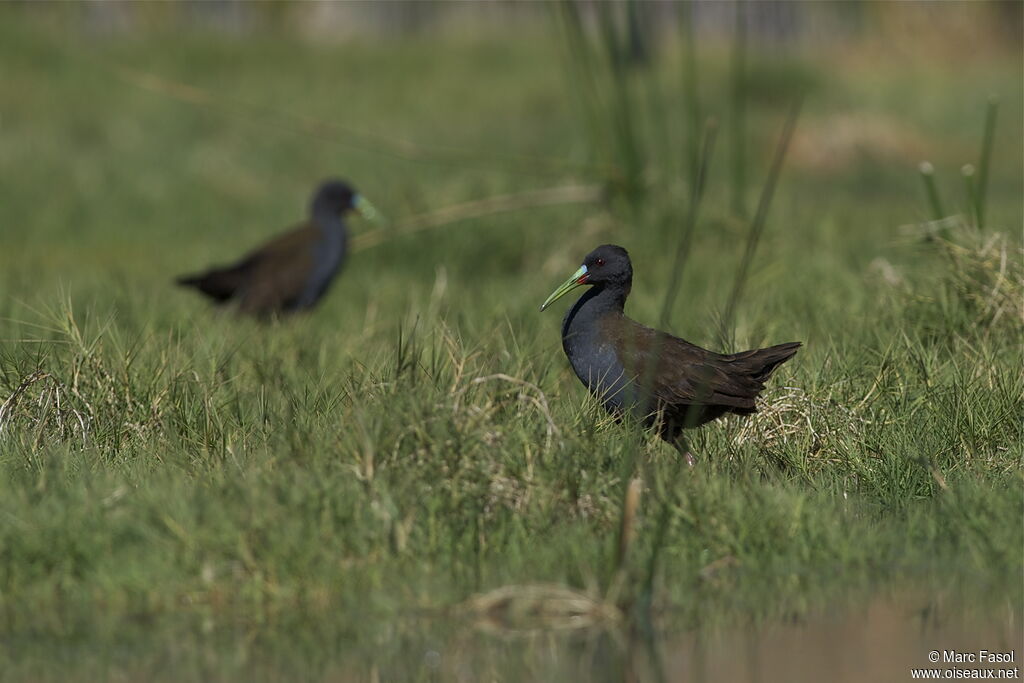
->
[[232, 223, 319, 315], [601, 316, 800, 411], [175, 222, 317, 311]]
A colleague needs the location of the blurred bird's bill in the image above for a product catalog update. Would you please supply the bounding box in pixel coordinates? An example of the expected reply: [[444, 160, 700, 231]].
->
[[353, 195, 383, 222], [540, 265, 589, 311]]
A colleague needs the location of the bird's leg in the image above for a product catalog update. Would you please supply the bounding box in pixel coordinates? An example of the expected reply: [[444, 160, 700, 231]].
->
[[670, 434, 697, 467], [658, 413, 697, 467]]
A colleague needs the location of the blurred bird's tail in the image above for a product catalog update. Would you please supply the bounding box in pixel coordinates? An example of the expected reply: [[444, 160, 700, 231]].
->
[[175, 264, 246, 303]]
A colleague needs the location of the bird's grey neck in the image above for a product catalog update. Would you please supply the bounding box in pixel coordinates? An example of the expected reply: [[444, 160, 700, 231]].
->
[[312, 211, 345, 234], [560, 283, 634, 409], [563, 284, 628, 331], [576, 284, 628, 316], [293, 211, 347, 309]]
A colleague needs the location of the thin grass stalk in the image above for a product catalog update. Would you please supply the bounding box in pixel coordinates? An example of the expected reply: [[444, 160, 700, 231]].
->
[[643, 58, 678, 188], [975, 96, 999, 230], [681, 0, 702, 193], [352, 184, 604, 252], [596, 1, 644, 204], [614, 477, 643, 575], [625, 0, 649, 66], [719, 100, 802, 350], [729, 0, 748, 218], [641, 473, 680, 605], [659, 120, 719, 328], [557, 1, 611, 170], [658, 121, 718, 438], [918, 161, 946, 223]]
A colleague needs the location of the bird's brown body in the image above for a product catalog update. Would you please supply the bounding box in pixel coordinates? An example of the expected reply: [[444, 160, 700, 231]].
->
[[594, 313, 800, 440], [543, 244, 800, 454], [178, 222, 343, 316], [177, 180, 365, 316]]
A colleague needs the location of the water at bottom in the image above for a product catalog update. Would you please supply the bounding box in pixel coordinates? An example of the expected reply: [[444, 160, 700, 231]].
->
[[2, 592, 1019, 682]]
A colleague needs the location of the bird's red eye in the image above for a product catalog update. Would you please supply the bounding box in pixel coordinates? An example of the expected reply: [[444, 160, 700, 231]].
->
[[595, 258, 605, 267]]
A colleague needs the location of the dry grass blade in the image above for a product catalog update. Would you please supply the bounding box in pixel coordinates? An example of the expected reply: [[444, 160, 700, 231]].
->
[[940, 231, 1023, 332], [731, 386, 869, 460], [0, 370, 50, 435], [351, 185, 604, 252], [0, 370, 92, 446], [616, 477, 643, 573], [466, 373, 561, 451]]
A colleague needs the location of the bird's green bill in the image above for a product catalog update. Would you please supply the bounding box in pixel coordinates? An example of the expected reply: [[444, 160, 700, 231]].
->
[[353, 195, 384, 223], [540, 265, 589, 311]]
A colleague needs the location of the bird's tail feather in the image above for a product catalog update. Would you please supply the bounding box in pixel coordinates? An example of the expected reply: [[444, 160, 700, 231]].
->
[[723, 342, 801, 380], [175, 265, 246, 302], [745, 341, 801, 382]]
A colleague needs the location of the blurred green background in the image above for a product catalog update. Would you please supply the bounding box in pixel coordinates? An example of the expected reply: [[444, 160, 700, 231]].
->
[[0, 2, 1021, 681]]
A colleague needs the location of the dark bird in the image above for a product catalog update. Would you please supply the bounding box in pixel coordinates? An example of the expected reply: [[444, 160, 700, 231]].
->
[[176, 179, 379, 316], [540, 244, 800, 462]]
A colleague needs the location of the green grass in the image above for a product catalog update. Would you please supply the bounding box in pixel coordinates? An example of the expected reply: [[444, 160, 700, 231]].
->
[[0, 7, 1021, 680]]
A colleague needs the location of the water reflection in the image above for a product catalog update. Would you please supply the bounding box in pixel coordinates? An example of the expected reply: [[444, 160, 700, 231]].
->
[[1, 593, 1018, 682]]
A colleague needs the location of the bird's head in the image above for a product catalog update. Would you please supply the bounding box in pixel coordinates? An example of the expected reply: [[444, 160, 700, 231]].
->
[[311, 179, 381, 221], [540, 244, 632, 311]]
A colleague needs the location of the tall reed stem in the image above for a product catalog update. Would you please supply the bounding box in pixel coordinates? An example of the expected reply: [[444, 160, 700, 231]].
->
[[681, 0, 701, 190], [719, 100, 802, 349], [961, 164, 977, 226], [729, 0, 748, 218], [918, 161, 946, 224], [975, 96, 999, 230]]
